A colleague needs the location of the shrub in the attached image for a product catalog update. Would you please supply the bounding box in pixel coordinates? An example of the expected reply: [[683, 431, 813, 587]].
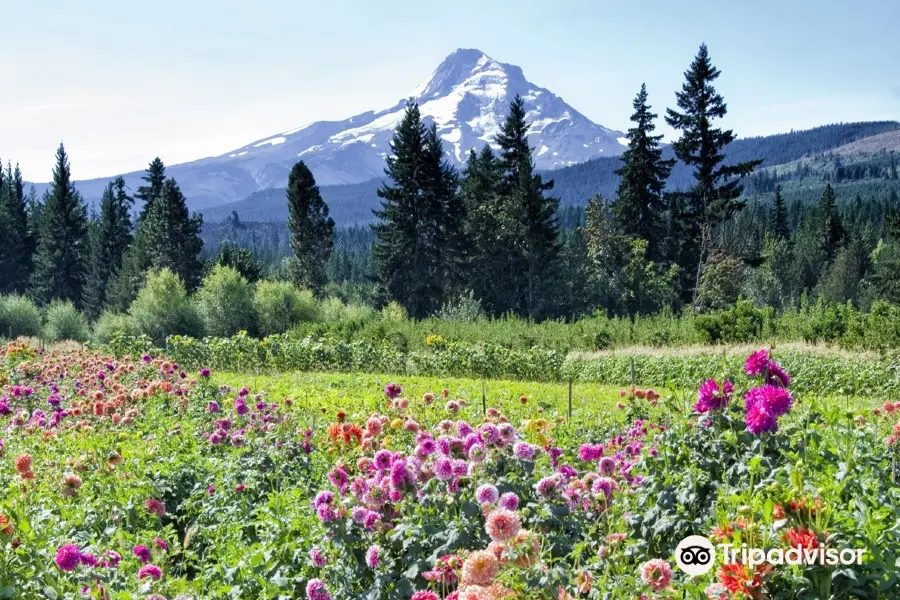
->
[[0, 295, 42, 339], [434, 290, 484, 322], [694, 299, 767, 343], [380, 301, 407, 322], [195, 265, 256, 337], [253, 281, 318, 336], [43, 301, 90, 342], [129, 269, 202, 346], [92, 311, 138, 345]]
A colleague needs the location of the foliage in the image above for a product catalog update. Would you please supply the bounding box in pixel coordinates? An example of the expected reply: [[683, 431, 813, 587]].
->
[[253, 280, 318, 336], [82, 177, 134, 319], [129, 269, 202, 345], [43, 300, 90, 342], [195, 265, 256, 338], [287, 161, 336, 293], [0, 295, 42, 339]]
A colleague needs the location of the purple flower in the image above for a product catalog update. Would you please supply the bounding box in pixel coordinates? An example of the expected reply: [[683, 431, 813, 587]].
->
[[385, 383, 402, 400], [513, 442, 535, 461], [475, 483, 499, 504], [744, 349, 770, 376], [235, 400, 249, 416], [592, 476, 618, 500], [499, 492, 519, 510], [745, 385, 793, 418], [365, 545, 380, 569], [478, 423, 500, 445], [133, 545, 151, 564], [328, 467, 349, 492], [101, 550, 121, 568], [55, 544, 82, 571], [314, 490, 334, 507], [79, 553, 98, 567], [153, 538, 168, 551], [309, 546, 326, 568], [200, 368, 211, 378], [390, 459, 409, 490], [434, 457, 453, 481], [456, 421, 474, 437], [695, 378, 733, 413], [578, 443, 603, 461], [535, 475, 561, 498], [766, 361, 791, 388], [207, 401, 220, 413], [142, 353, 152, 363], [374, 449, 393, 471], [467, 443, 486, 462], [598, 456, 616, 474], [137, 564, 162, 580], [306, 578, 332, 600]]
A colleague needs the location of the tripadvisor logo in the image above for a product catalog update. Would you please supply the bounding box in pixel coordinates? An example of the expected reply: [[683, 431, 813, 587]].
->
[[674, 535, 865, 576]]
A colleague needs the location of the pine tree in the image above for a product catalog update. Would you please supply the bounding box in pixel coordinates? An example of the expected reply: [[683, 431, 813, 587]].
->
[[494, 95, 560, 319], [423, 124, 467, 292], [30, 144, 89, 305], [286, 160, 335, 292], [769, 185, 790, 240], [136, 157, 166, 219], [462, 147, 504, 312], [82, 177, 133, 319], [665, 44, 762, 304], [819, 183, 844, 260], [612, 83, 674, 260], [140, 178, 204, 290], [372, 102, 462, 318]]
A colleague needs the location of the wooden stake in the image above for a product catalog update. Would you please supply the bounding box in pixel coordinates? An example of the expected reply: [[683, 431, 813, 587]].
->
[[482, 380, 486, 415], [567, 380, 573, 423]]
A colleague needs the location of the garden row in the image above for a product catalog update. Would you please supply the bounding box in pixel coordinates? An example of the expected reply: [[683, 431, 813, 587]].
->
[[105, 333, 900, 398]]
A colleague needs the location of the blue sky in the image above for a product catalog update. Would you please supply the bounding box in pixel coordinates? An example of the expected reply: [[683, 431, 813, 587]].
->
[[3, 0, 898, 181]]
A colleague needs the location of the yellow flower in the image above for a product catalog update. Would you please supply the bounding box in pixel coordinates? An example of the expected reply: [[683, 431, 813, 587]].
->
[[390, 418, 402, 430], [536, 433, 549, 446], [382, 435, 392, 449]]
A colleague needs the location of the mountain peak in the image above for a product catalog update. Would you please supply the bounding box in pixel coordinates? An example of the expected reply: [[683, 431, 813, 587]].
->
[[413, 48, 514, 100]]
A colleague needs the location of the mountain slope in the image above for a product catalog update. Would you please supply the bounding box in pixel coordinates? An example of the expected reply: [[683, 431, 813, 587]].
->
[[31, 48, 625, 210], [201, 121, 900, 225]]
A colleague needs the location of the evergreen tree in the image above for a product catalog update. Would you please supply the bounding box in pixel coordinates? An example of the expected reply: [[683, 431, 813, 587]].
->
[[423, 124, 467, 291], [139, 178, 204, 290], [665, 44, 762, 304], [768, 185, 790, 240], [612, 83, 674, 260], [372, 102, 462, 318], [214, 245, 264, 283], [819, 183, 844, 259], [494, 95, 560, 319], [82, 177, 133, 319], [136, 157, 166, 219], [30, 143, 89, 305], [461, 147, 505, 311], [286, 160, 335, 292]]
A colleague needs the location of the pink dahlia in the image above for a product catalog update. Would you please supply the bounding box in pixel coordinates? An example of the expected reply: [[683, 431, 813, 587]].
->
[[695, 378, 733, 413], [485, 508, 521, 542], [744, 349, 770, 376], [639, 558, 673, 591], [55, 544, 82, 571], [410, 592, 439, 600], [137, 564, 162, 580], [305, 578, 332, 600]]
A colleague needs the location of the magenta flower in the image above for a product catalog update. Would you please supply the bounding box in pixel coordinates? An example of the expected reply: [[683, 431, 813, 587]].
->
[[153, 538, 168, 551], [598, 456, 616, 474], [745, 402, 777, 435], [101, 550, 122, 568], [365, 545, 380, 569], [745, 385, 793, 417], [305, 578, 332, 600], [513, 441, 536, 461], [199, 367, 211, 378], [137, 564, 162, 580], [133, 545, 151, 564], [79, 553, 98, 567], [475, 483, 499, 504], [384, 383, 402, 400], [744, 349, 770, 376], [309, 546, 326, 568], [499, 492, 519, 511], [695, 378, 733, 413], [766, 360, 791, 388], [55, 544, 82, 571], [434, 457, 453, 481]]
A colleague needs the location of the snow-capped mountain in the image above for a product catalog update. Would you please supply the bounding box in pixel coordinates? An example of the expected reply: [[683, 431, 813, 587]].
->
[[46, 49, 626, 209]]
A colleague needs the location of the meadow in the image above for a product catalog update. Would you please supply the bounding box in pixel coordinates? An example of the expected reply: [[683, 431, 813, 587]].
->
[[1, 341, 899, 599]]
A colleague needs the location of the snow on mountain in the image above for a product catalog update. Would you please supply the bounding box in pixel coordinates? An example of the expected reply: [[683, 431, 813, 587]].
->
[[48, 49, 626, 210]]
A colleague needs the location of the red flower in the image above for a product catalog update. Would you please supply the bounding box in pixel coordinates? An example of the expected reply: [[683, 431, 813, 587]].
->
[[784, 527, 820, 550]]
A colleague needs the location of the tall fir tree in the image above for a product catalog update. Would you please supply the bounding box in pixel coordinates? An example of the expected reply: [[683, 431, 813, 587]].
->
[[286, 160, 336, 293], [665, 44, 762, 304], [461, 146, 504, 311], [30, 143, 89, 305], [819, 183, 844, 260], [372, 102, 462, 318], [494, 95, 560, 319], [135, 157, 166, 219], [82, 177, 133, 319], [612, 83, 674, 260], [139, 178, 205, 291], [769, 185, 790, 240]]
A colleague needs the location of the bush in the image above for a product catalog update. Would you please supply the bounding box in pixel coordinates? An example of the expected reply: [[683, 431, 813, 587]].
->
[[43, 300, 90, 342], [129, 269, 202, 346], [694, 299, 767, 343], [434, 290, 484, 322], [92, 311, 138, 345], [195, 265, 256, 337], [0, 295, 42, 339], [253, 281, 318, 336]]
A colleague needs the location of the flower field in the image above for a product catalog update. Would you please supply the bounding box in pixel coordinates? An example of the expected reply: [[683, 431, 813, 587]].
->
[[1, 341, 899, 599]]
